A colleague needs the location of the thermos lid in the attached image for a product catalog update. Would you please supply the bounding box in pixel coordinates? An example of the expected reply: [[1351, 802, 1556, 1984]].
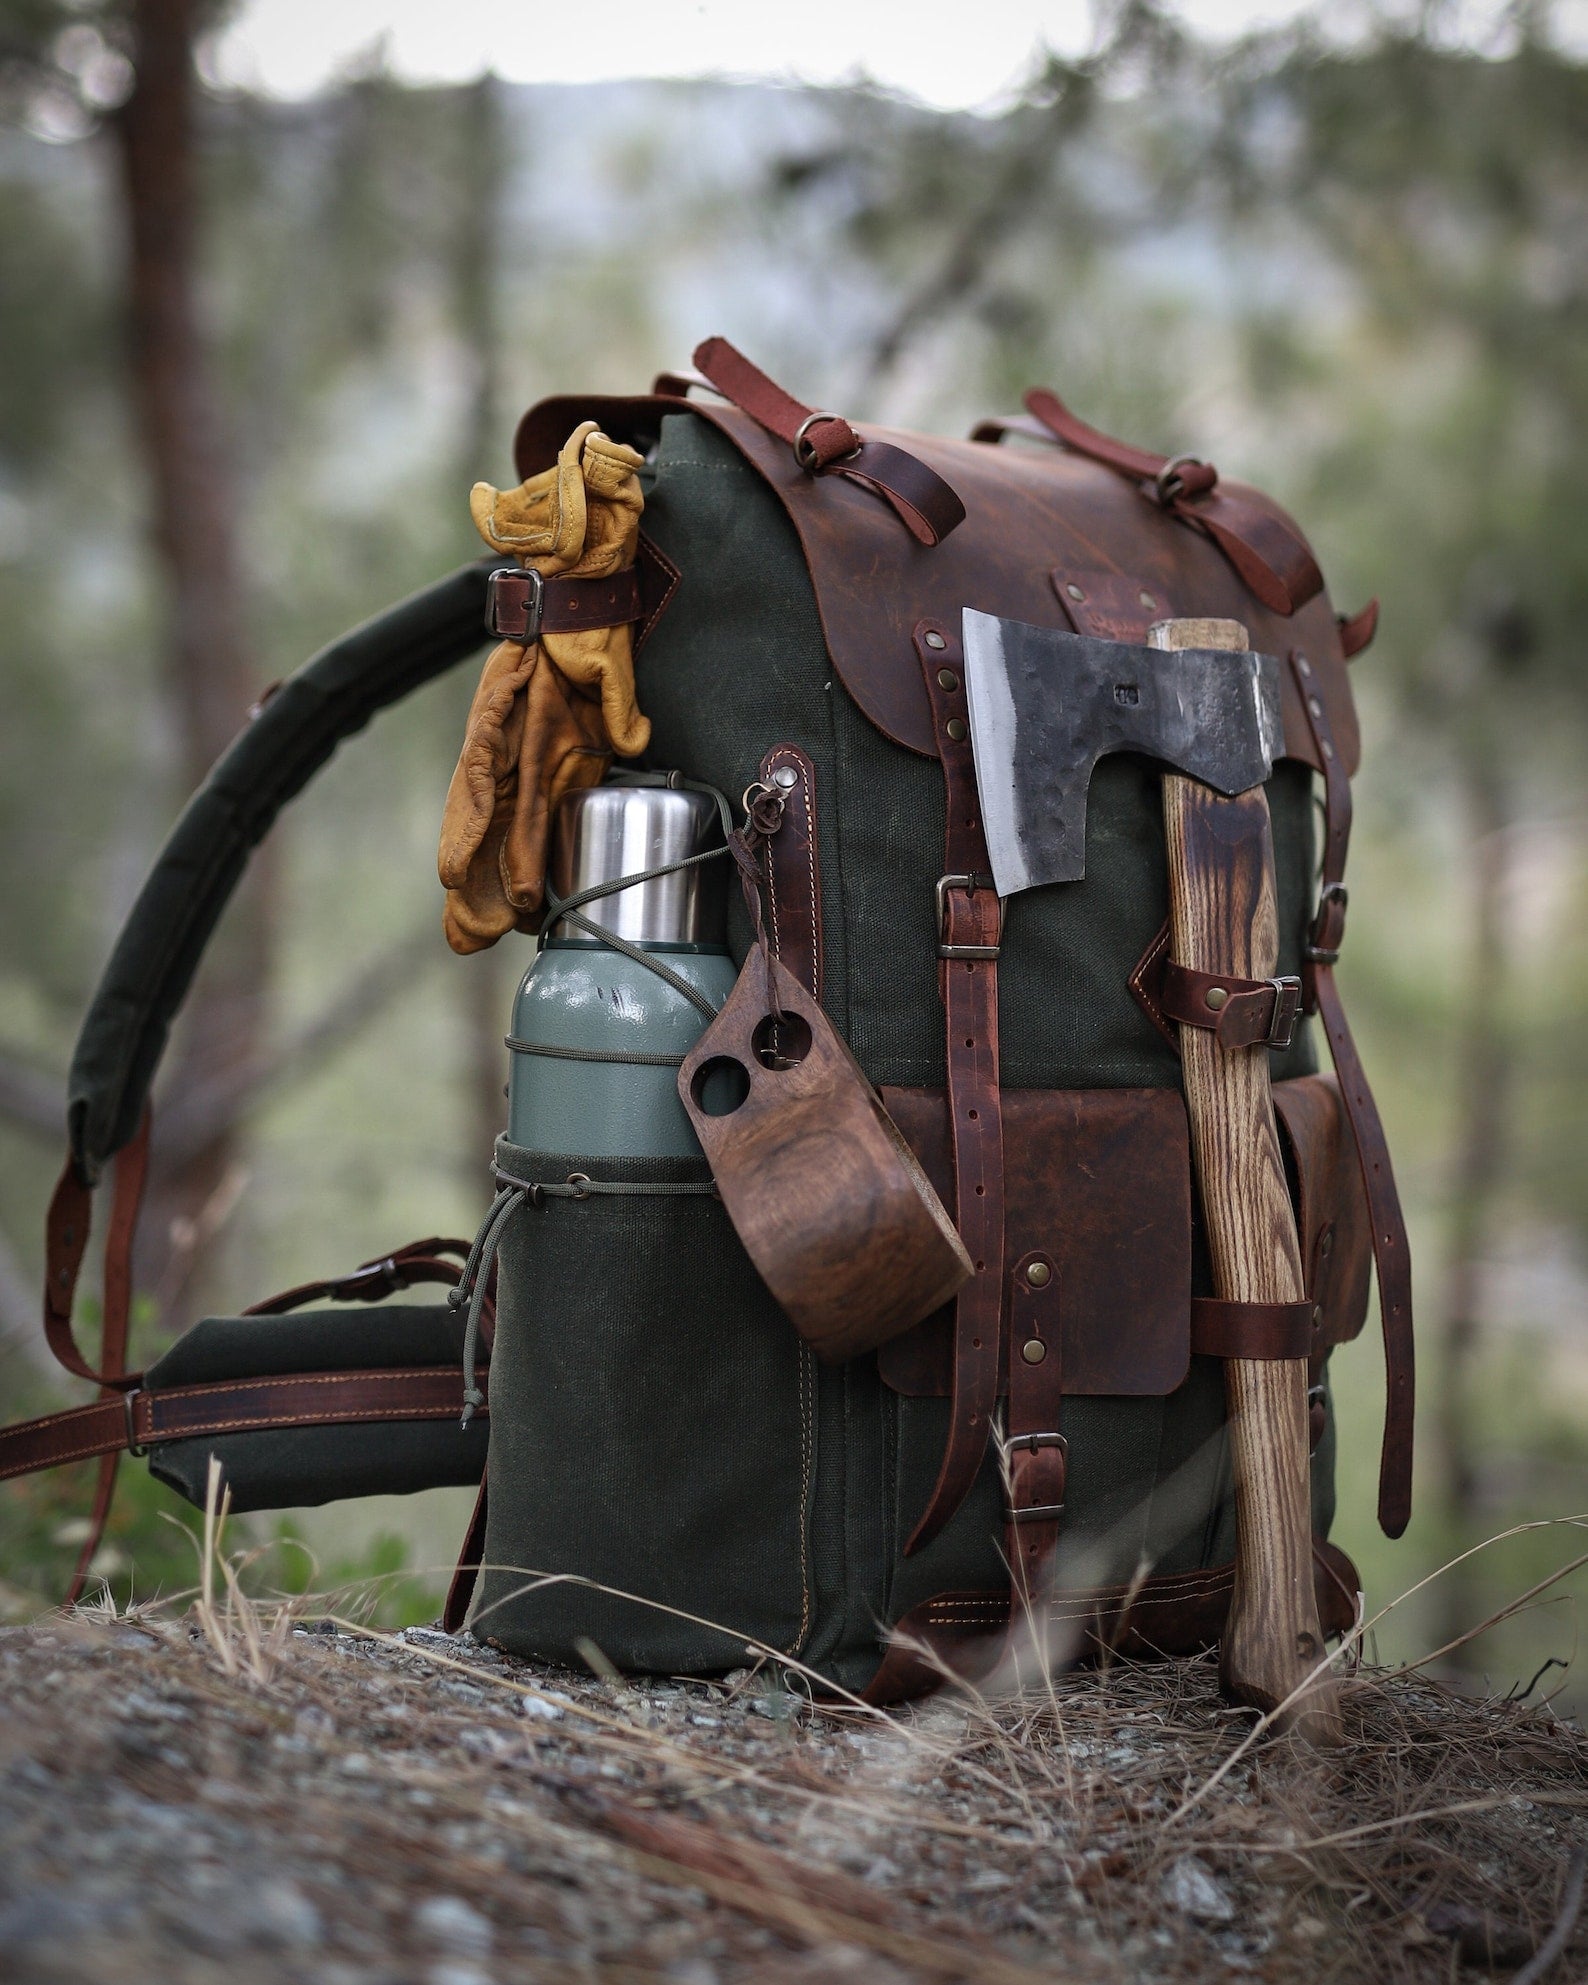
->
[[547, 779, 727, 946]]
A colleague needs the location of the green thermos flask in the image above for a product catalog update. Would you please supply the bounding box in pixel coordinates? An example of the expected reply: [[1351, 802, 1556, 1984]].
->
[[506, 778, 736, 1157]]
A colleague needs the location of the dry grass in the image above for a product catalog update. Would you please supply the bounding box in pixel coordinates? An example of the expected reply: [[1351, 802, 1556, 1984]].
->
[[2, 1493, 1586, 1983]]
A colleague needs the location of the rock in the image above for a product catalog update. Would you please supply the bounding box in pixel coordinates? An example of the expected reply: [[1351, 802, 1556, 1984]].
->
[[414, 1893, 494, 1956], [1163, 1855, 1235, 1923], [245, 1879, 323, 1949]]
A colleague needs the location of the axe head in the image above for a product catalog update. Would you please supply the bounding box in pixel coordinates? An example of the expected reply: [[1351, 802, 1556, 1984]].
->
[[960, 609, 1285, 896]]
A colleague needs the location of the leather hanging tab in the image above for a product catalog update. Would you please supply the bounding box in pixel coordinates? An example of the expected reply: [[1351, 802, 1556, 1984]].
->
[[1288, 647, 1415, 1539], [903, 618, 1006, 1555], [757, 743, 824, 1005], [691, 338, 967, 548], [1022, 387, 1324, 617]]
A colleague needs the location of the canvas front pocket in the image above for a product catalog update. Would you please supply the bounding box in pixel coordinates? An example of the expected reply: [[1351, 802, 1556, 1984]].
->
[[469, 1137, 816, 1673]]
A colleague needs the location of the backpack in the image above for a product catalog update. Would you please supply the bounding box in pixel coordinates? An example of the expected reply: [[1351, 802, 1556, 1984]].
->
[[0, 341, 1411, 1703]]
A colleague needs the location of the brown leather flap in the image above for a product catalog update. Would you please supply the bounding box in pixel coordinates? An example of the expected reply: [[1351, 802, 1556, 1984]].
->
[[1274, 1073, 1372, 1351], [513, 394, 1360, 778], [877, 1086, 1192, 1399]]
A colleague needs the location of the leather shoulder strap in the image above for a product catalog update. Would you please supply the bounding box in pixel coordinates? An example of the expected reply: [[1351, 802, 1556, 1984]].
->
[[68, 562, 492, 1185]]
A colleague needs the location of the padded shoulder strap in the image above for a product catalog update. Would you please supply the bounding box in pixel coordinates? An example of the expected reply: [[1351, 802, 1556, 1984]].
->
[[67, 562, 490, 1184]]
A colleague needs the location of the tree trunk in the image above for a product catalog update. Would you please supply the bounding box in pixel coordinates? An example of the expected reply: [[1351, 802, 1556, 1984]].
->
[[1436, 740, 1512, 1661], [452, 74, 513, 1182], [112, 0, 272, 1327]]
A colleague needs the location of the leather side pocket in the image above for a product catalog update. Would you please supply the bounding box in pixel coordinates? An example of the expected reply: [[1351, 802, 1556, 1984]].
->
[[1274, 1073, 1372, 1349], [877, 1086, 1193, 1399]]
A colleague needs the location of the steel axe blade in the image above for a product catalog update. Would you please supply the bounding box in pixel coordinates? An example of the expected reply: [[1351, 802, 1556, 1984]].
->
[[960, 609, 1285, 897]]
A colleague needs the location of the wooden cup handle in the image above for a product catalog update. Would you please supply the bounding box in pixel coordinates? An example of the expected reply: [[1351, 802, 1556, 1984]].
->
[[1153, 618, 1341, 1742]]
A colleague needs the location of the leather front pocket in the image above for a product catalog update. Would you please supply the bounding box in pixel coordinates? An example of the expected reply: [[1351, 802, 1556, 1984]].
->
[[1274, 1073, 1372, 1350], [877, 1086, 1193, 1398]]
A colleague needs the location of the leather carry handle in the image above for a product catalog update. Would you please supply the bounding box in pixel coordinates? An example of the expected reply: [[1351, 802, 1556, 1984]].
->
[[1016, 388, 1324, 618], [687, 338, 967, 548], [1155, 616, 1342, 1741]]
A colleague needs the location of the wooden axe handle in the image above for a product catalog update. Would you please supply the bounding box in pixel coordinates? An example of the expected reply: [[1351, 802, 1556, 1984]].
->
[[1152, 617, 1341, 1742]]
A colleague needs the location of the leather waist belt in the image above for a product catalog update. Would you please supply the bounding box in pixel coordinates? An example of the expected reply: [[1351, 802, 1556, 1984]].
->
[[0, 1367, 486, 1485]]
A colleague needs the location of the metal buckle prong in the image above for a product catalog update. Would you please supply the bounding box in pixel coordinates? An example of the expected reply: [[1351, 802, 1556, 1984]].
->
[[1003, 1430, 1066, 1456], [936, 872, 1004, 960]]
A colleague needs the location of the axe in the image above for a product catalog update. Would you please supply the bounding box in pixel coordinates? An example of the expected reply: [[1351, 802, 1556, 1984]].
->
[[961, 607, 1341, 1739]]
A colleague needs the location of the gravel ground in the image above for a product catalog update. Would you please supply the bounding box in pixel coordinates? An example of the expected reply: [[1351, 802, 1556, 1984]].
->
[[2, 1607, 1586, 1984]]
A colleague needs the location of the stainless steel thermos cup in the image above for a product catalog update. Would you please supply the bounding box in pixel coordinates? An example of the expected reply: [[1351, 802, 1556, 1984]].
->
[[505, 779, 736, 1157]]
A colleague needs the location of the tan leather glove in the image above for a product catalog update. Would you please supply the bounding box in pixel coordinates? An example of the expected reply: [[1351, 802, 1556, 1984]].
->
[[438, 423, 651, 954]]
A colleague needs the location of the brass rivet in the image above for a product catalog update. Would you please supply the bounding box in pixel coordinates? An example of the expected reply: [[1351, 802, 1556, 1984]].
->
[[1139, 590, 1157, 610], [1204, 986, 1229, 1011], [1308, 696, 1323, 718], [1021, 1339, 1047, 1365], [1319, 1228, 1333, 1256], [946, 717, 968, 742], [937, 668, 959, 691], [1322, 739, 1335, 760], [772, 764, 798, 788], [924, 630, 947, 650], [1297, 654, 1312, 675], [1025, 1260, 1051, 1288], [1065, 582, 1086, 602], [1312, 1304, 1324, 1330]]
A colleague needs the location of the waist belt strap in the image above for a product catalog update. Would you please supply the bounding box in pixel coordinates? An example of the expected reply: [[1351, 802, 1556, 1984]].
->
[[904, 618, 1005, 1555], [0, 1368, 486, 1485], [1290, 647, 1415, 1538]]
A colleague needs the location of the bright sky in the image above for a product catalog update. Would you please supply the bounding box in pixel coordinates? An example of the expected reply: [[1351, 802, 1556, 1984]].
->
[[206, 0, 1359, 110]]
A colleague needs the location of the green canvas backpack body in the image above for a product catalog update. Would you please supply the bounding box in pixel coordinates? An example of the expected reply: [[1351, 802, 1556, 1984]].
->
[[1, 346, 1410, 1701]]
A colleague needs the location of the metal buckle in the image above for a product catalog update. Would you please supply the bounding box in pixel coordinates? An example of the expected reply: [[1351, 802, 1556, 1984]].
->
[[792, 410, 861, 473], [1154, 453, 1206, 506], [1303, 881, 1349, 966], [936, 872, 1003, 960], [335, 1256, 401, 1301], [1265, 976, 1302, 1052], [1003, 1430, 1066, 1457], [1002, 1432, 1067, 1523], [484, 566, 544, 644]]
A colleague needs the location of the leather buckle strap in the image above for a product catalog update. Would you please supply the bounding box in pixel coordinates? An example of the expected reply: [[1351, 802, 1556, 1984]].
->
[[1021, 386, 1323, 617], [1190, 1296, 1318, 1361], [1305, 881, 1349, 971], [903, 618, 1006, 1556], [1288, 647, 1415, 1539], [690, 337, 966, 548], [1157, 959, 1303, 1051], [936, 873, 1003, 960], [484, 565, 644, 644]]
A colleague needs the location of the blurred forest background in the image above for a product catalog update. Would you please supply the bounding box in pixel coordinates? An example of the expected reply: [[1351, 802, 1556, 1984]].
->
[[0, 0, 1585, 1702]]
